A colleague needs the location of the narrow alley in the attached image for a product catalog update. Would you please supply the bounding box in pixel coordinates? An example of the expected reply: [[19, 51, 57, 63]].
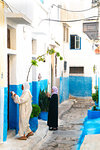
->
[[34, 99, 94, 150]]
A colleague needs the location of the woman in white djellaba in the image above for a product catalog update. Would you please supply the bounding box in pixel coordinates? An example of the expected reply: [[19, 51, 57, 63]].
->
[[11, 82, 34, 140]]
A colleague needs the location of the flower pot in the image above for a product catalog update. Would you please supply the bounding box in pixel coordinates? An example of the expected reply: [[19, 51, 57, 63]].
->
[[88, 110, 100, 119], [38, 112, 48, 121], [29, 117, 38, 132]]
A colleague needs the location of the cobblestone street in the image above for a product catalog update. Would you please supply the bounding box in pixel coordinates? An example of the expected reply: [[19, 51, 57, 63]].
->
[[34, 99, 94, 150]]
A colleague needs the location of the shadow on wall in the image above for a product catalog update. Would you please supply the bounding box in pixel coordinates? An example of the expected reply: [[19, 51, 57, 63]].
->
[[59, 77, 69, 103], [32, 79, 48, 104]]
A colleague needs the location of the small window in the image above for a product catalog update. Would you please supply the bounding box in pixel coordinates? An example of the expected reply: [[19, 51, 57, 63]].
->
[[7, 27, 16, 50], [64, 61, 67, 72], [63, 24, 69, 43], [70, 35, 81, 50], [32, 39, 37, 54], [7, 29, 10, 49], [69, 67, 84, 74], [55, 55, 57, 77]]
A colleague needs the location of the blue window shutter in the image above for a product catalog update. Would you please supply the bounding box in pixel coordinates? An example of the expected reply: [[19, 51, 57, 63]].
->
[[80, 37, 81, 49], [70, 35, 81, 50]]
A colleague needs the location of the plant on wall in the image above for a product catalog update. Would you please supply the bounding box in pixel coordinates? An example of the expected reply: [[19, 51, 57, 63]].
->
[[92, 86, 98, 105], [30, 104, 41, 118], [39, 90, 49, 112], [26, 48, 63, 81]]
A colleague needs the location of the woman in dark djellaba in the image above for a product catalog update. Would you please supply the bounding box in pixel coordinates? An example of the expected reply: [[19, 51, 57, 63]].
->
[[47, 86, 58, 130]]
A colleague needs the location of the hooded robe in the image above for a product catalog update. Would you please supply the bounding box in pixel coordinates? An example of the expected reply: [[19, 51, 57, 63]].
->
[[11, 82, 32, 136]]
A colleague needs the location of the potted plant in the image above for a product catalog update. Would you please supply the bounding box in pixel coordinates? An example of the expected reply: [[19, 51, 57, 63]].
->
[[29, 104, 41, 132], [88, 86, 100, 119], [38, 90, 49, 121], [92, 86, 98, 106]]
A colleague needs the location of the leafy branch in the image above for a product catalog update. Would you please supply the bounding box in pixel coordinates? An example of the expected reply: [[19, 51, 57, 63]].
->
[[26, 49, 63, 81]]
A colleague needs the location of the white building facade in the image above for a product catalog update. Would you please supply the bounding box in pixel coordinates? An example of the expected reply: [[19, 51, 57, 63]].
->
[[0, 0, 69, 142], [0, 0, 98, 143]]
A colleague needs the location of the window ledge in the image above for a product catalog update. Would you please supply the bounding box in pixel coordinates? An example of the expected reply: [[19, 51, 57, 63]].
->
[[69, 74, 84, 76], [70, 49, 81, 50], [7, 48, 17, 55]]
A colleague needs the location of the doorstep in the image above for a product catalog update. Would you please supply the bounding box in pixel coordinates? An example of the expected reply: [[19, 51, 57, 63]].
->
[[0, 120, 49, 150], [7, 130, 16, 139]]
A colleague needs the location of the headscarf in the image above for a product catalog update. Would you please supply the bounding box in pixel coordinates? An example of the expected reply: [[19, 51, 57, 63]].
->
[[22, 82, 32, 98], [22, 82, 30, 93], [51, 86, 58, 96]]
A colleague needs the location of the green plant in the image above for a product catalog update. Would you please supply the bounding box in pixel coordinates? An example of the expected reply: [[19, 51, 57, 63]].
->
[[30, 104, 41, 118], [26, 48, 63, 81], [92, 105, 100, 111], [92, 86, 98, 104], [39, 90, 49, 112]]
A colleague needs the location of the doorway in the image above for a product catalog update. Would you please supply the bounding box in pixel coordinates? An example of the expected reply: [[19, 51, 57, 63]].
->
[[7, 55, 10, 130], [7, 54, 17, 132]]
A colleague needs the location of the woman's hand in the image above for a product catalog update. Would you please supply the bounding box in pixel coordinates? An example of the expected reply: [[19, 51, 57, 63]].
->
[[10, 91, 13, 95], [14, 93, 16, 96], [46, 92, 50, 97], [11, 91, 16, 97]]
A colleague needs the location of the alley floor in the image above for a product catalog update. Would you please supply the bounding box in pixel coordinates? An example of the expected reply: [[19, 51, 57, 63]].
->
[[34, 98, 94, 150]]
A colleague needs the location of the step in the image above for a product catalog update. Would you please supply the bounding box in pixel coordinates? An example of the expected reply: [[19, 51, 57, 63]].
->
[[7, 130, 16, 138]]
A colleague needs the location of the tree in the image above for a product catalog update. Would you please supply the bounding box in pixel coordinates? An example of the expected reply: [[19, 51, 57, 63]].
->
[[26, 48, 63, 81]]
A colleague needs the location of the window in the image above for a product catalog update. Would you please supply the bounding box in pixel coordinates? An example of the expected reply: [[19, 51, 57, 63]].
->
[[7, 27, 16, 50], [70, 35, 81, 50], [69, 67, 84, 74], [63, 24, 69, 43], [7, 29, 10, 49], [55, 55, 57, 77], [64, 61, 67, 72], [32, 39, 37, 54]]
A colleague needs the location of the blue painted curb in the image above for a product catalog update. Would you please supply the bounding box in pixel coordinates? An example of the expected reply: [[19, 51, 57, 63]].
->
[[38, 112, 48, 121], [29, 117, 38, 132], [88, 110, 100, 119]]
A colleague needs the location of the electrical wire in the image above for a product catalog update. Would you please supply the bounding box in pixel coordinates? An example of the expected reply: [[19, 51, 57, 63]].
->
[[51, 4, 97, 12], [41, 16, 98, 23], [3, 0, 13, 12]]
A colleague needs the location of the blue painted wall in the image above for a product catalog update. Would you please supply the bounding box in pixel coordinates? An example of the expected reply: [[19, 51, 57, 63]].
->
[[98, 77, 100, 107], [9, 83, 32, 134], [3, 87, 8, 141], [59, 77, 69, 103], [32, 79, 48, 104], [5, 80, 46, 136], [69, 76, 92, 97], [9, 85, 21, 133]]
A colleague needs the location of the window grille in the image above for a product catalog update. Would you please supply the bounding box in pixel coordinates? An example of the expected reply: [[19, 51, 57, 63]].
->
[[69, 67, 84, 74], [64, 61, 67, 72]]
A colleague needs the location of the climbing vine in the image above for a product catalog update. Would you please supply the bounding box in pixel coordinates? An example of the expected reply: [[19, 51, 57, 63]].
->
[[26, 49, 63, 81]]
